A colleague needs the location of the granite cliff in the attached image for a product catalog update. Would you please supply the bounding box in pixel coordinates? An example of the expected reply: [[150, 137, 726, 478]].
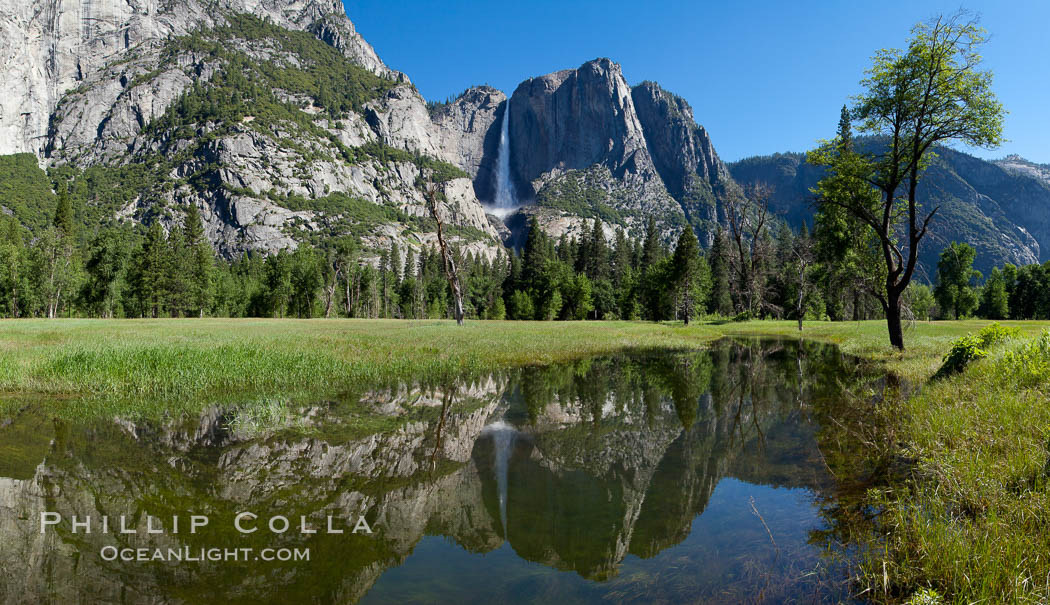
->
[[0, 0, 501, 260]]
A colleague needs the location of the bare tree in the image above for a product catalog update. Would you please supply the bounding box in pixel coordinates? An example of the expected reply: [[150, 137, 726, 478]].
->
[[725, 183, 773, 317], [426, 187, 465, 325], [792, 233, 815, 331]]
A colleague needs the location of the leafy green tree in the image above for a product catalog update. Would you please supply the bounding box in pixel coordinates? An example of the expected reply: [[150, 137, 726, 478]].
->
[[904, 283, 936, 321], [31, 182, 83, 318], [810, 13, 1004, 349], [488, 295, 506, 320], [263, 250, 293, 317], [787, 225, 818, 330], [812, 106, 883, 321], [934, 242, 980, 319], [977, 267, 1010, 319], [0, 216, 28, 317], [639, 256, 675, 321], [289, 246, 322, 317], [508, 289, 534, 320], [560, 274, 594, 320]]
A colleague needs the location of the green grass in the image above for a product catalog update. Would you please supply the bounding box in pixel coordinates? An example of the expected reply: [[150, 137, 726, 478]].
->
[[4, 317, 1041, 401], [0, 318, 730, 417], [0, 318, 1044, 414]]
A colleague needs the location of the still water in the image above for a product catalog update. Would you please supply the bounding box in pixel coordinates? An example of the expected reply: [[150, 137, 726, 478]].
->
[[0, 338, 883, 604]]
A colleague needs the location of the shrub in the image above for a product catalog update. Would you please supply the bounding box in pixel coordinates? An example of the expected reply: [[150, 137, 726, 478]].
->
[[935, 333, 988, 378], [933, 322, 1020, 379], [975, 322, 1020, 347]]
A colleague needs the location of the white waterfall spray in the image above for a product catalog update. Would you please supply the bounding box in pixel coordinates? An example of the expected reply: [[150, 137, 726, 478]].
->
[[490, 99, 519, 217], [481, 420, 517, 538]]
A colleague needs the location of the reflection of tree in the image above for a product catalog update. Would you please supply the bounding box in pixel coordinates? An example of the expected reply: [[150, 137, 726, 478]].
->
[[427, 384, 455, 475], [808, 363, 908, 562], [646, 352, 713, 429]]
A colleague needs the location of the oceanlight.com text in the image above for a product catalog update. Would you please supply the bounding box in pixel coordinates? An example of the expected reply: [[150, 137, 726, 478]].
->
[[99, 546, 310, 563]]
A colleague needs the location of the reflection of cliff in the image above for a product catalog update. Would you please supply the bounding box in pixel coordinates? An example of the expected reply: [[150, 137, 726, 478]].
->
[[470, 340, 858, 580], [0, 339, 870, 603], [0, 382, 508, 605]]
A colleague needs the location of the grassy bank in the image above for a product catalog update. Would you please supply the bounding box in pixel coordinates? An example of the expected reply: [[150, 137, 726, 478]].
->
[[852, 328, 1050, 604], [2, 317, 1050, 602]]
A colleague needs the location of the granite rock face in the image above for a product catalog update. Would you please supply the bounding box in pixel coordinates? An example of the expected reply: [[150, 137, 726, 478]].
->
[[506, 59, 689, 241], [509, 58, 651, 190], [631, 81, 742, 246], [1, 0, 501, 259], [0, 0, 398, 158], [429, 86, 507, 201]]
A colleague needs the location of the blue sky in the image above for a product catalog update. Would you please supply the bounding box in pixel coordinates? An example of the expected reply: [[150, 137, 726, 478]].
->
[[343, 1, 1050, 164]]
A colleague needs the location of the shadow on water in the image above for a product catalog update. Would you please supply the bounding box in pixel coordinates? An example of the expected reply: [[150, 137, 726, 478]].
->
[[0, 338, 900, 604]]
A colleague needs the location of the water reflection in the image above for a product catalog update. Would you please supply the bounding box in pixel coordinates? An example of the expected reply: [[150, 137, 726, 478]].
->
[[0, 338, 881, 604]]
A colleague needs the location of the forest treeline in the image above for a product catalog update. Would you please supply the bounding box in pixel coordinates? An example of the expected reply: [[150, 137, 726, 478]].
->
[[1, 179, 1047, 322]]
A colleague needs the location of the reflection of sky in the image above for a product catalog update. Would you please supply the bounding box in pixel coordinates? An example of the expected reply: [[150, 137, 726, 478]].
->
[[361, 479, 833, 604]]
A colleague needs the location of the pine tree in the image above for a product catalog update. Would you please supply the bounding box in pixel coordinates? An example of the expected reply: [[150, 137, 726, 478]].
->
[[707, 227, 733, 315], [584, 219, 608, 281], [183, 206, 214, 317], [54, 183, 76, 239], [837, 104, 852, 151], [641, 216, 661, 273], [133, 222, 167, 318], [164, 223, 189, 316], [522, 216, 550, 288], [671, 227, 703, 324]]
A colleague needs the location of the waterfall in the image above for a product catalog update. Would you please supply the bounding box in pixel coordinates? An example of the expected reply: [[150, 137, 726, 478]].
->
[[481, 420, 517, 539], [490, 100, 518, 215]]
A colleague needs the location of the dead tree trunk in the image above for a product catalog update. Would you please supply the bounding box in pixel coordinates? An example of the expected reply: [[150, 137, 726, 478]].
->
[[427, 187, 465, 325]]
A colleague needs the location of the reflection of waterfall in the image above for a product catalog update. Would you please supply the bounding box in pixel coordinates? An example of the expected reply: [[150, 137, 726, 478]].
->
[[488, 100, 518, 218], [481, 420, 517, 537]]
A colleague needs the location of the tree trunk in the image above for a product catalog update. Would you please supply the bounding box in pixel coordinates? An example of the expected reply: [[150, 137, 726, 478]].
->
[[796, 280, 805, 332], [886, 288, 905, 350]]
